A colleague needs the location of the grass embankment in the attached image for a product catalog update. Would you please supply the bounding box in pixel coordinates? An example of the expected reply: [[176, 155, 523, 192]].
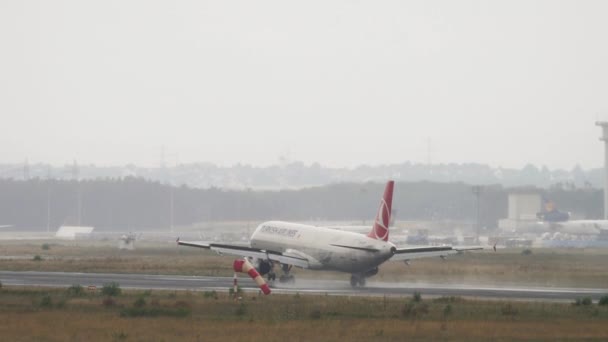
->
[[1, 286, 607, 341], [1, 241, 607, 288]]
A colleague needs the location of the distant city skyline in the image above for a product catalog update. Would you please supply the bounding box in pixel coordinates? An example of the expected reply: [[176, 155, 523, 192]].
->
[[1, 1, 607, 170], [0, 153, 604, 171], [0, 158, 603, 191]]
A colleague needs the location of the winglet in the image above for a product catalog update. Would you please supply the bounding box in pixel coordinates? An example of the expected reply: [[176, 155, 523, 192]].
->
[[367, 180, 394, 241]]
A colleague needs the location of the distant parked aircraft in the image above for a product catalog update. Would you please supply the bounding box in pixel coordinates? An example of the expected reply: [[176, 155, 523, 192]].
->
[[537, 200, 608, 235]]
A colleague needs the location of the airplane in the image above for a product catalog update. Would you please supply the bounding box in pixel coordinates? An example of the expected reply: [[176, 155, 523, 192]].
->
[[177, 180, 482, 287], [536, 200, 608, 235], [536, 200, 571, 223]]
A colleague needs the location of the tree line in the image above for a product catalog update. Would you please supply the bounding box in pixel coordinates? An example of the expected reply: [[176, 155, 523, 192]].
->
[[0, 178, 602, 230]]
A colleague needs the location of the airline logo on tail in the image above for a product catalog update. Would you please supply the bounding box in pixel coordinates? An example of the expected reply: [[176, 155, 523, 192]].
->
[[367, 181, 394, 241]]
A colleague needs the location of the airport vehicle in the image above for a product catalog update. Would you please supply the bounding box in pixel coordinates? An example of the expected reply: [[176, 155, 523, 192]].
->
[[178, 181, 480, 287], [118, 232, 140, 250]]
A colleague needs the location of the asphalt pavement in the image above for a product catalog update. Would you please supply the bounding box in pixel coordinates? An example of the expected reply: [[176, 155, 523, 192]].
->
[[1, 270, 606, 302]]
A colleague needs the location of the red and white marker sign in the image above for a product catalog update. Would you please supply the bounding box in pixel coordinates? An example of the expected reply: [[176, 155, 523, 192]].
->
[[233, 259, 271, 295]]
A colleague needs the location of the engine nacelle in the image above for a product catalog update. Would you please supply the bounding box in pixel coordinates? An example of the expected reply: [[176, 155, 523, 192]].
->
[[255, 259, 273, 276], [363, 267, 379, 278]]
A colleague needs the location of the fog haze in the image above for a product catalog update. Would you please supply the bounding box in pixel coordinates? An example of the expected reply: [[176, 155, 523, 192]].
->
[[1, 1, 607, 169]]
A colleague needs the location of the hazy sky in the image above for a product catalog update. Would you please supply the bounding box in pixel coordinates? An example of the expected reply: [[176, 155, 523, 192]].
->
[[1, 1, 607, 169]]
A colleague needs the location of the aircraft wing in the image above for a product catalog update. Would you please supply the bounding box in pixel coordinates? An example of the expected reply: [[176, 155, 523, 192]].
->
[[390, 245, 485, 261], [177, 239, 311, 268], [453, 246, 485, 252], [390, 246, 457, 261]]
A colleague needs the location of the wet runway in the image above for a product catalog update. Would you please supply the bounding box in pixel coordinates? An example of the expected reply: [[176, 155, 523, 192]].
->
[[1, 270, 605, 302]]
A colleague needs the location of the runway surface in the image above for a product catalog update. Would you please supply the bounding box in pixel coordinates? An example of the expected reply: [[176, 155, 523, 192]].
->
[[1, 271, 606, 301]]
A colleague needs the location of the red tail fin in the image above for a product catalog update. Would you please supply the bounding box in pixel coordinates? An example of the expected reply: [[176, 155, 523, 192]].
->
[[367, 180, 394, 241]]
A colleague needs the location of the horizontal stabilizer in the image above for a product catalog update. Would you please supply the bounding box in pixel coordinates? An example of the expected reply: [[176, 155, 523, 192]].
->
[[330, 244, 380, 252], [390, 246, 455, 261]]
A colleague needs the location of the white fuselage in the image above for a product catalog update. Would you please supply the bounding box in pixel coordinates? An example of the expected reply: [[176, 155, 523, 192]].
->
[[250, 221, 395, 274], [532, 220, 608, 235]]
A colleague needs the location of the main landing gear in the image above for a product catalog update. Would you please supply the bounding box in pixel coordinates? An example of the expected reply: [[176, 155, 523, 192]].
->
[[350, 274, 366, 287], [276, 264, 295, 284], [279, 274, 295, 284], [350, 267, 377, 288]]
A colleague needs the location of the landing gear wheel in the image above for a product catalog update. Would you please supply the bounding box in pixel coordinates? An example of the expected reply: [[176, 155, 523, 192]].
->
[[359, 277, 366, 287], [350, 275, 366, 288], [350, 275, 358, 287]]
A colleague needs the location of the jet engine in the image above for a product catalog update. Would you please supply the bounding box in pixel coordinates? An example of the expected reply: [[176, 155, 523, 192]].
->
[[254, 258, 273, 276], [363, 267, 379, 278]]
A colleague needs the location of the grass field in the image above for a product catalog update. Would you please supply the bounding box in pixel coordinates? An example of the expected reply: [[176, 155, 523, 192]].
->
[[2, 241, 608, 340], [1, 241, 607, 288], [0, 286, 607, 341]]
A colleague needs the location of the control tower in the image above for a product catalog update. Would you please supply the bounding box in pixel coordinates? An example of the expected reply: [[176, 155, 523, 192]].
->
[[596, 121, 608, 219]]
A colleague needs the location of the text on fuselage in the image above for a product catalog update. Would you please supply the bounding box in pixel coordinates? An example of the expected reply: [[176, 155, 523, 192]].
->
[[260, 225, 298, 238]]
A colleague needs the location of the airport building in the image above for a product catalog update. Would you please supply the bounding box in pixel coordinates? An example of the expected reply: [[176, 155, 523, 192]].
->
[[498, 190, 542, 232]]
